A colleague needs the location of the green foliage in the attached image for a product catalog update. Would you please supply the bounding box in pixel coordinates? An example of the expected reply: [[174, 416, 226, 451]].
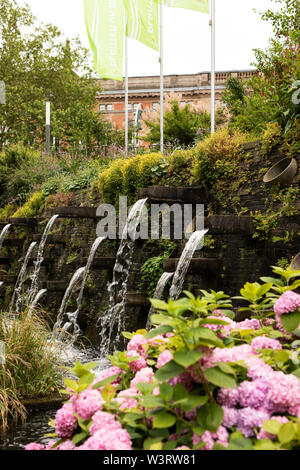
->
[[251, 186, 300, 241], [138, 240, 176, 297], [12, 191, 46, 218], [144, 101, 211, 147], [223, 0, 300, 136], [261, 122, 283, 156], [0, 311, 63, 431], [191, 128, 247, 189]]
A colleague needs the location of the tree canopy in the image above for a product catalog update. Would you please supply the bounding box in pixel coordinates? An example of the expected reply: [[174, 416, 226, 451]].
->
[[0, 0, 119, 151]]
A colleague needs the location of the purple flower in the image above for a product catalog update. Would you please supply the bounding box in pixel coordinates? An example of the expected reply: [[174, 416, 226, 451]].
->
[[251, 336, 282, 352], [127, 350, 147, 372], [237, 408, 270, 437]]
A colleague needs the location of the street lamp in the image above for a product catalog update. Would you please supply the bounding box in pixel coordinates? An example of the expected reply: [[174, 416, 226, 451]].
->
[[46, 101, 51, 154]]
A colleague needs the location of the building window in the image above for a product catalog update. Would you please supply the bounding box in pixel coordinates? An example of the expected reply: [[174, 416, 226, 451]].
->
[[127, 103, 132, 111], [153, 102, 159, 110], [133, 103, 139, 111], [180, 101, 186, 107], [99, 104, 106, 111], [107, 104, 113, 111]]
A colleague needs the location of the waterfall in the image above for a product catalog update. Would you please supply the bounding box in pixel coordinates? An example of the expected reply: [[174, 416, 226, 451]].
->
[[99, 198, 148, 356], [28, 215, 59, 304], [146, 272, 174, 331], [53, 236, 105, 341], [28, 289, 47, 315], [53, 267, 85, 340], [0, 224, 11, 251], [169, 229, 208, 301], [9, 242, 37, 314]]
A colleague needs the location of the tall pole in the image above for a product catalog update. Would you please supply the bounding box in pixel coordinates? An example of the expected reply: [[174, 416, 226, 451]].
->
[[159, 2, 164, 154], [125, 33, 129, 153], [210, 0, 215, 134], [46, 101, 51, 155]]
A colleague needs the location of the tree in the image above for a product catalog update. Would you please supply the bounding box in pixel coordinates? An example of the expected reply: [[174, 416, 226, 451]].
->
[[223, 0, 300, 135], [0, 0, 115, 151]]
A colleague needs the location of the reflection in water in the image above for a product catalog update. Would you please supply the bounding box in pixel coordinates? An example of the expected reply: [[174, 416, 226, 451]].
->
[[0, 409, 55, 451]]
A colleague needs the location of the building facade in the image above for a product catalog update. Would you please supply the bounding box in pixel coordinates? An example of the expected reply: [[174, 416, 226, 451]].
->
[[97, 70, 255, 130]]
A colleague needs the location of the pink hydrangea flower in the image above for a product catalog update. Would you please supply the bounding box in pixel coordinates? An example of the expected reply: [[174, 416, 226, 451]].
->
[[147, 335, 166, 346], [193, 426, 228, 450], [203, 344, 254, 369], [169, 372, 193, 391], [130, 367, 154, 389], [266, 371, 300, 413], [157, 350, 173, 369], [56, 440, 76, 451], [175, 446, 191, 450], [274, 291, 300, 317], [127, 350, 147, 372], [116, 388, 140, 411], [54, 402, 77, 438], [251, 336, 282, 352], [78, 428, 132, 450], [90, 411, 121, 435], [238, 380, 269, 409], [222, 406, 239, 428], [236, 318, 261, 330], [217, 388, 239, 407], [127, 334, 148, 357], [237, 408, 270, 437], [25, 443, 45, 451], [73, 390, 104, 420], [244, 356, 274, 381]]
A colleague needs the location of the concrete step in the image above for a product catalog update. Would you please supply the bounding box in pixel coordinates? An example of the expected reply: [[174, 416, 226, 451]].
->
[[46, 207, 97, 219]]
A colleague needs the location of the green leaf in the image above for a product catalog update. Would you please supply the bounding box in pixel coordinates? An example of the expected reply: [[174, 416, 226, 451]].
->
[[228, 437, 253, 450], [197, 403, 224, 432], [143, 437, 163, 450], [278, 422, 296, 444], [280, 311, 300, 333], [181, 395, 208, 413], [150, 299, 168, 311], [263, 419, 282, 435], [253, 439, 277, 451], [64, 378, 78, 391], [145, 325, 174, 339], [155, 361, 185, 382], [204, 367, 236, 388], [173, 350, 203, 368], [153, 411, 176, 429], [92, 375, 119, 390], [72, 432, 89, 445], [142, 396, 165, 409], [187, 327, 224, 348], [217, 362, 236, 376], [159, 383, 173, 402], [292, 368, 300, 378], [78, 372, 95, 392]]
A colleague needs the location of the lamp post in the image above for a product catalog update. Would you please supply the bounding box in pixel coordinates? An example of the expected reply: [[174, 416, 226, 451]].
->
[[46, 101, 51, 155]]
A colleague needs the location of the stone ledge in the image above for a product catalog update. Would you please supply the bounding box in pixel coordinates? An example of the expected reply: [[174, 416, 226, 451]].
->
[[204, 215, 254, 234], [32, 234, 67, 245], [46, 207, 98, 219], [138, 186, 206, 203], [8, 217, 40, 226]]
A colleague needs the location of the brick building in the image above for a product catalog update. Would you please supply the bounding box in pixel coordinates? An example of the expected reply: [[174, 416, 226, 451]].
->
[[97, 70, 255, 130]]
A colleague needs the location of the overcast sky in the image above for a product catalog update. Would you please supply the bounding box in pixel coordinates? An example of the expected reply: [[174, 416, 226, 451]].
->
[[24, 0, 278, 77]]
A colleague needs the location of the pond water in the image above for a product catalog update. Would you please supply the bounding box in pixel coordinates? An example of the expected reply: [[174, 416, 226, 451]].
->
[[0, 409, 56, 451]]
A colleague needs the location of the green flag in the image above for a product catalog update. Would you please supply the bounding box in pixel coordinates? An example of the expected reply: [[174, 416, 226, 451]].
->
[[83, 0, 125, 81], [124, 0, 159, 51], [156, 0, 209, 14]]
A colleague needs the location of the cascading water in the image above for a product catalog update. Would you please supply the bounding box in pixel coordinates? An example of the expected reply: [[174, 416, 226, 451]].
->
[[28, 215, 59, 305], [53, 237, 105, 341], [53, 267, 85, 340], [99, 198, 148, 356], [169, 229, 208, 301], [28, 289, 47, 316], [146, 272, 174, 331], [9, 241, 37, 314], [0, 224, 11, 251]]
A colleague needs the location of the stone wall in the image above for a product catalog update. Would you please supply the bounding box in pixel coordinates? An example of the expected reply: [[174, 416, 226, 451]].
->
[[0, 142, 299, 346]]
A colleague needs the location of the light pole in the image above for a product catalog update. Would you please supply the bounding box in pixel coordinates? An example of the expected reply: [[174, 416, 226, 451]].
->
[[46, 101, 51, 154]]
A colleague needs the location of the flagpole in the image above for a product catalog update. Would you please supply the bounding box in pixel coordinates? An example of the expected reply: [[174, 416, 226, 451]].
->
[[210, 0, 215, 134], [159, 1, 164, 154], [125, 30, 129, 153]]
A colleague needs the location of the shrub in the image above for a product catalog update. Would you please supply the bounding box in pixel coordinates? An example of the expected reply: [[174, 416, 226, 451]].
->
[[26, 265, 300, 451], [261, 122, 283, 156], [191, 129, 247, 189], [12, 191, 46, 218]]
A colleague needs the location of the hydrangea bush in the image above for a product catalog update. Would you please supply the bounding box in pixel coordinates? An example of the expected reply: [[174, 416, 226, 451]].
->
[[27, 266, 300, 451]]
